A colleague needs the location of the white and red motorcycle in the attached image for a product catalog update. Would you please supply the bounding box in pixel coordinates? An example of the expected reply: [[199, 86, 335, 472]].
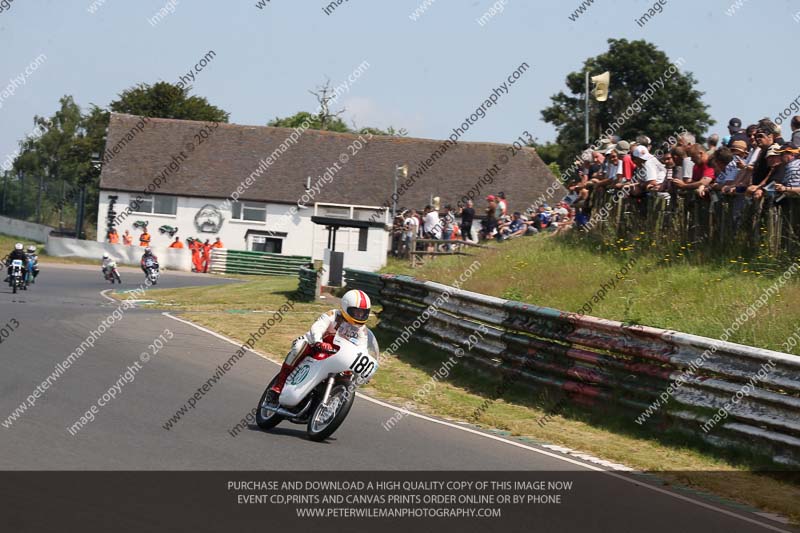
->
[[256, 331, 378, 441]]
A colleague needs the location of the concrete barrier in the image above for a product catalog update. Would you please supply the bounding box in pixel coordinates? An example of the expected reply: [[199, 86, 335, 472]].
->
[[45, 236, 193, 272], [0, 215, 54, 243]]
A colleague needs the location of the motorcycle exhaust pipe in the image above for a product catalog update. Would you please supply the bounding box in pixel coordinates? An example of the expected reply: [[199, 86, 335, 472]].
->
[[260, 404, 299, 418], [260, 401, 313, 419]]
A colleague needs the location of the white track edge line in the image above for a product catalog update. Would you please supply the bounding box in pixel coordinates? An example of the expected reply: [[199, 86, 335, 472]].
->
[[159, 312, 791, 532], [99, 289, 116, 303]]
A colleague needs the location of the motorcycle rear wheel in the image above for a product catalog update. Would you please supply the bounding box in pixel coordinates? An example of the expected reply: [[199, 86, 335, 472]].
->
[[306, 384, 355, 442], [255, 377, 284, 430]]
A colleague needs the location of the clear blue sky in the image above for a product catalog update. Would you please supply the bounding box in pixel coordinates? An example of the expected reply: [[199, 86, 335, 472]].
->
[[0, 0, 798, 162]]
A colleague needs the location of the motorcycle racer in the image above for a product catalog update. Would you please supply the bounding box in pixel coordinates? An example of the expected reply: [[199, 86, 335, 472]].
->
[[25, 245, 39, 283], [101, 252, 114, 277], [4, 243, 28, 282], [269, 290, 379, 397], [140, 247, 159, 275]]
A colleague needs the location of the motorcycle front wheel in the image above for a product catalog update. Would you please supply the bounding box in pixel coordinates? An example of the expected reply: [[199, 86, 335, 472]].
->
[[114, 271, 122, 284], [255, 377, 284, 430], [306, 383, 356, 442]]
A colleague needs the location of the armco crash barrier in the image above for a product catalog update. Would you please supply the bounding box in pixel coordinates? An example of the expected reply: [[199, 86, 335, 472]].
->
[[344, 269, 800, 466], [296, 265, 322, 302], [210, 249, 310, 276], [344, 268, 383, 305]]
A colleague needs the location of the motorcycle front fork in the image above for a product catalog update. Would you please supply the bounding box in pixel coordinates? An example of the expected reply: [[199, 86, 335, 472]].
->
[[320, 376, 335, 407]]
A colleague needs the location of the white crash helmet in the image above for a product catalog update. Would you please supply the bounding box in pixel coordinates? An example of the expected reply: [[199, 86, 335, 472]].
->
[[144, 247, 152, 254], [27, 245, 36, 253], [340, 289, 371, 325], [15, 243, 23, 251], [102, 252, 109, 259]]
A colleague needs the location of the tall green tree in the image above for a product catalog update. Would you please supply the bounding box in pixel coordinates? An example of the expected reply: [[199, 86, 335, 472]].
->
[[5, 83, 230, 235], [110, 81, 229, 123], [541, 39, 713, 169], [9, 97, 108, 231]]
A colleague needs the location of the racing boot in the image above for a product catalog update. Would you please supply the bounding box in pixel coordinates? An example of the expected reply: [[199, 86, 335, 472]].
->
[[269, 363, 294, 395]]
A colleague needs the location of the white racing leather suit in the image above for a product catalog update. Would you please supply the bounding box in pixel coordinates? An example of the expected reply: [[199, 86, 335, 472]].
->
[[284, 309, 380, 366], [101, 257, 114, 275]]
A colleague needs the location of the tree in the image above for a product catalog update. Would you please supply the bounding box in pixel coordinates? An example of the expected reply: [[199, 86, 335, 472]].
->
[[541, 39, 713, 169], [3, 83, 231, 235], [353, 125, 408, 137], [110, 81, 229, 123], [269, 78, 406, 136], [268, 111, 350, 133]]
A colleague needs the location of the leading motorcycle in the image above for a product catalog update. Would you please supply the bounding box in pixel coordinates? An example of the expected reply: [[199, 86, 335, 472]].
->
[[255, 331, 379, 441], [9, 260, 25, 294]]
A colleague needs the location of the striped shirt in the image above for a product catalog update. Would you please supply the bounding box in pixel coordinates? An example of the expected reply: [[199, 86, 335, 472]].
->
[[782, 159, 800, 188]]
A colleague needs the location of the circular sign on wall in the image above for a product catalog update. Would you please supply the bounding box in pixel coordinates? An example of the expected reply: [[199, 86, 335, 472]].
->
[[195, 204, 224, 233]]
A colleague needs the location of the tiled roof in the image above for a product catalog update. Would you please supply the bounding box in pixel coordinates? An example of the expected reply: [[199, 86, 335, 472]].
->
[[99, 113, 562, 211]]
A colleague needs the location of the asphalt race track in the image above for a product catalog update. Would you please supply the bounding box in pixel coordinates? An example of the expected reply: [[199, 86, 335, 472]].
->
[[0, 264, 796, 532]]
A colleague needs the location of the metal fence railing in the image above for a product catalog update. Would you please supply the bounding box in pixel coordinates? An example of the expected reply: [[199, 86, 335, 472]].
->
[[344, 269, 800, 467], [586, 193, 800, 261]]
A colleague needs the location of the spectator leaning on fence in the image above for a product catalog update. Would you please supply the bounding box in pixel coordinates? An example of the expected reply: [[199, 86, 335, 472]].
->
[[629, 145, 667, 196], [671, 144, 715, 197], [774, 143, 800, 197], [749, 125, 779, 199], [710, 145, 740, 194], [676, 132, 696, 179]]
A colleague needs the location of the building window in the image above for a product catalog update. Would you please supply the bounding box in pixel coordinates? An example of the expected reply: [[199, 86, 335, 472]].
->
[[232, 201, 266, 222], [131, 195, 176, 215], [251, 235, 282, 253], [354, 208, 376, 221], [358, 227, 368, 251], [318, 205, 350, 219]]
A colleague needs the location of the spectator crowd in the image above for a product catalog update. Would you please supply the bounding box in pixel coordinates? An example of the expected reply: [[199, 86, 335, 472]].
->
[[391, 114, 800, 257], [566, 116, 800, 218]]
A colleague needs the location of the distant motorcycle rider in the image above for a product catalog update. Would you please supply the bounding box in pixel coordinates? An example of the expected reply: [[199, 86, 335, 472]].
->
[[4, 243, 28, 282], [140, 247, 159, 275], [25, 245, 39, 282], [101, 252, 114, 277], [269, 290, 379, 398]]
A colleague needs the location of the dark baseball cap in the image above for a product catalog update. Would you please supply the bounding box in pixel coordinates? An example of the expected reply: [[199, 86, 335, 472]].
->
[[728, 117, 742, 129]]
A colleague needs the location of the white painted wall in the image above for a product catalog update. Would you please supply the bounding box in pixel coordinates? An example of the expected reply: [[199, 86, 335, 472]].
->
[[0, 215, 54, 243], [46, 235, 193, 271], [96, 191, 389, 272]]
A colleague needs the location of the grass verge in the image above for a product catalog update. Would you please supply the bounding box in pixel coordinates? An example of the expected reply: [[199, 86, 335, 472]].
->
[[383, 236, 800, 352], [136, 273, 800, 523]]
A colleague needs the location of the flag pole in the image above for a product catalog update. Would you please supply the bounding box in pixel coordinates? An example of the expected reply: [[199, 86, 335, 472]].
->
[[585, 71, 590, 145]]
